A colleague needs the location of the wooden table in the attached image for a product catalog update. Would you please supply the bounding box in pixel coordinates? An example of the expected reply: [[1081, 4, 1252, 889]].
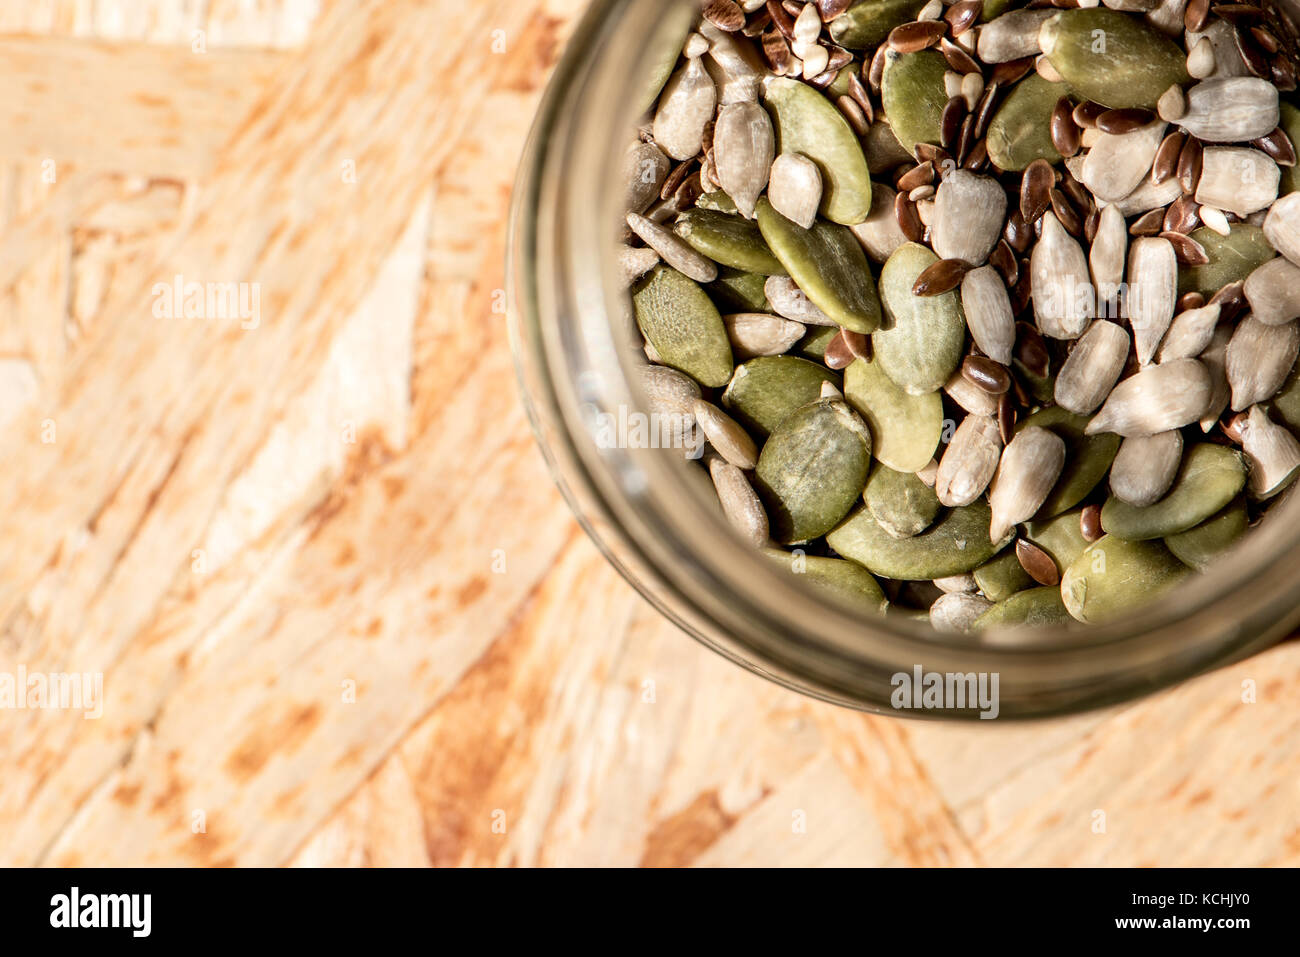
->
[[0, 0, 1296, 867]]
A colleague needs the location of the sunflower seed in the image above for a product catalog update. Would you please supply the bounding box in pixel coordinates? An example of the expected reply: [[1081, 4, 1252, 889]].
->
[[638, 363, 703, 418], [766, 152, 823, 229], [654, 56, 718, 160], [988, 426, 1067, 540], [936, 414, 1004, 507], [713, 102, 775, 218], [1089, 202, 1129, 309], [1193, 146, 1279, 216], [763, 275, 833, 325], [1110, 430, 1183, 505], [850, 184, 911, 264], [1156, 303, 1221, 361], [1031, 211, 1092, 339], [624, 141, 672, 213], [960, 265, 1016, 365], [1080, 120, 1167, 202], [1127, 236, 1178, 363], [977, 9, 1056, 63], [723, 312, 807, 357], [700, 20, 766, 103], [693, 399, 759, 468], [619, 244, 662, 284], [1186, 35, 1217, 77], [1086, 358, 1214, 435], [1054, 320, 1131, 414], [944, 369, 1000, 416], [709, 458, 770, 546], [1226, 315, 1300, 410], [1111, 173, 1184, 215], [627, 212, 719, 283], [1241, 404, 1300, 497], [1262, 191, 1300, 266], [1156, 82, 1188, 121], [934, 572, 979, 594], [930, 592, 995, 632], [1244, 256, 1300, 325]]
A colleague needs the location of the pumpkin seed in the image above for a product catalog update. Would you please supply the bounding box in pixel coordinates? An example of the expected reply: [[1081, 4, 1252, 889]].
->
[[708, 267, 771, 312], [763, 77, 873, 224], [874, 242, 967, 394], [1024, 508, 1091, 573], [881, 49, 951, 156], [755, 397, 873, 543], [865, 464, 943, 538], [1178, 223, 1275, 297], [843, 352, 944, 471], [828, 0, 929, 49], [1038, 9, 1189, 109], [633, 265, 734, 387], [1100, 442, 1246, 539], [1018, 405, 1121, 516], [722, 355, 839, 436], [674, 208, 787, 274], [762, 549, 889, 614], [1060, 535, 1189, 622], [1163, 497, 1248, 570], [973, 547, 1035, 601], [827, 498, 1014, 579], [756, 198, 883, 332], [985, 73, 1069, 171], [974, 585, 1072, 629]]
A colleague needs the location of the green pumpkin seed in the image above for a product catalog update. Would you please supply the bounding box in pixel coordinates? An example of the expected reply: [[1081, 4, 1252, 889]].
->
[[763, 78, 872, 225], [696, 190, 739, 214], [722, 356, 840, 437], [755, 398, 873, 543], [985, 73, 1069, 173], [828, 0, 928, 50], [843, 353, 944, 472], [796, 324, 840, 360], [637, 8, 695, 113], [864, 465, 942, 539], [1016, 406, 1120, 517], [974, 586, 1072, 630], [1039, 9, 1188, 110], [756, 199, 882, 333], [827, 499, 1014, 580], [1024, 509, 1091, 574], [880, 50, 949, 158], [707, 267, 771, 314], [972, 548, 1035, 602], [1100, 443, 1246, 540], [980, 0, 1016, 21], [1164, 497, 1249, 571], [632, 265, 734, 388], [1061, 535, 1189, 623], [1266, 358, 1300, 433], [873, 243, 966, 395], [674, 209, 788, 276], [1177, 224, 1275, 297], [761, 549, 888, 615], [1279, 103, 1300, 196]]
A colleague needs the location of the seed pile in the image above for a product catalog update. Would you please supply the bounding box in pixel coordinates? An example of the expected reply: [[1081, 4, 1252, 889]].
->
[[623, 0, 1300, 630]]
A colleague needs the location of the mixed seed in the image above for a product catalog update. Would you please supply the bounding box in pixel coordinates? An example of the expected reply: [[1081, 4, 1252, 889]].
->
[[622, 0, 1300, 630]]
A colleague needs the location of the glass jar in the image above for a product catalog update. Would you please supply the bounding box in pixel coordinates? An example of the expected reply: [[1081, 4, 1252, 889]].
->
[[507, 0, 1300, 718]]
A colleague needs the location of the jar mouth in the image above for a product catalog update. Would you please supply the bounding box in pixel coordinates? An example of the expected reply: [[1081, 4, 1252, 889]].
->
[[509, 0, 1300, 718]]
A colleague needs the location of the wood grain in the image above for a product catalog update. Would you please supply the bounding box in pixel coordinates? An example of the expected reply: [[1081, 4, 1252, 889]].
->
[[0, 0, 1296, 867]]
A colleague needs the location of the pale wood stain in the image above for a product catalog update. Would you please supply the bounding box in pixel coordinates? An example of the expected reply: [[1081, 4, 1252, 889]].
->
[[0, 0, 1295, 867]]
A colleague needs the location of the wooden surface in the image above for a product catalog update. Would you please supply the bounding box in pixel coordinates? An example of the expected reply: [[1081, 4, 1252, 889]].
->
[[0, 0, 1297, 867]]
